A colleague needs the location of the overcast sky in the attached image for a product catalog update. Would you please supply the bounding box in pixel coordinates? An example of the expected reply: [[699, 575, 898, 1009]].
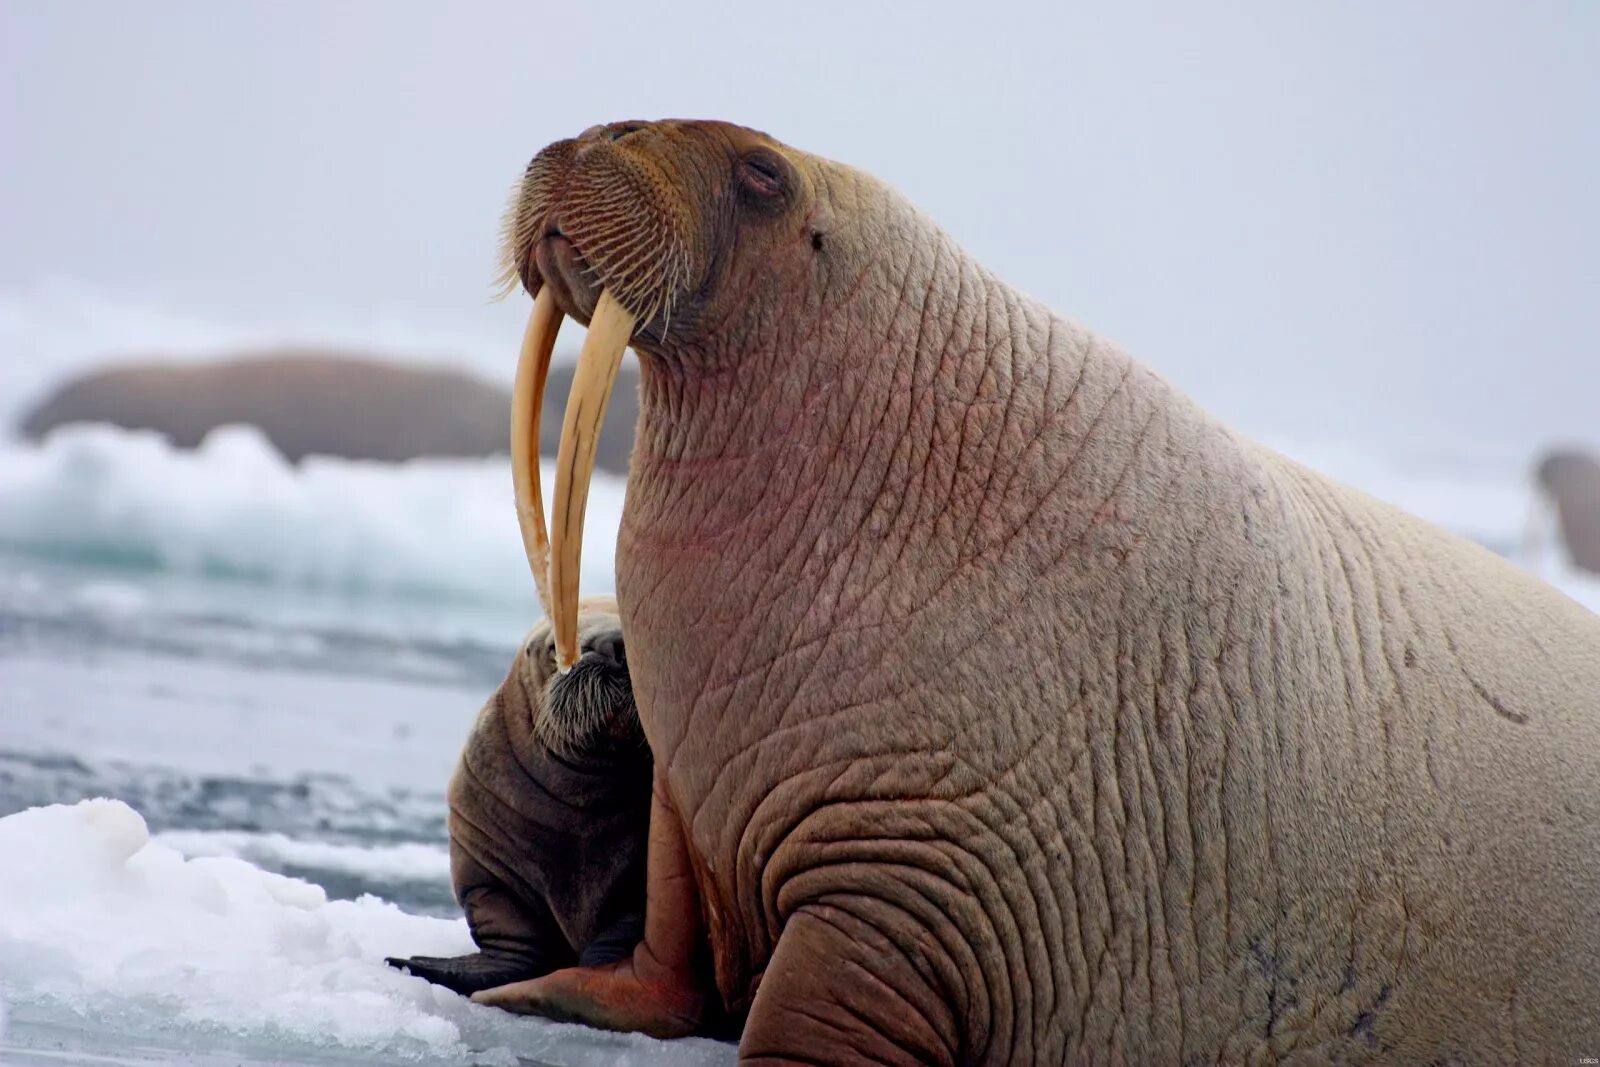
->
[[1, 2, 1594, 467]]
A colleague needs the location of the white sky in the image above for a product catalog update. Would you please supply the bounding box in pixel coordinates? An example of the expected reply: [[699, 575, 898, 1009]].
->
[[1, 2, 1594, 467]]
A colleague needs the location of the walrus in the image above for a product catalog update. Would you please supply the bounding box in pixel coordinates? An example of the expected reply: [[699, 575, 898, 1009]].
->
[[1535, 448, 1600, 575], [386, 597, 656, 997], [478, 120, 1600, 1064]]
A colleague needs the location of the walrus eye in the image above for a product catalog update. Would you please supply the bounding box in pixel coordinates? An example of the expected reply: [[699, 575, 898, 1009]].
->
[[737, 151, 787, 204]]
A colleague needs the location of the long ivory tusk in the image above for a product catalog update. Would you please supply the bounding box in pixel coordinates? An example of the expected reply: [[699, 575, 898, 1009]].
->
[[511, 287, 563, 622], [550, 289, 635, 670]]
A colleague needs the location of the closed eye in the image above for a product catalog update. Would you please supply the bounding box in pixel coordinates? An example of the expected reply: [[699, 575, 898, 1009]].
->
[[744, 156, 780, 182], [738, 151, 787, 202]]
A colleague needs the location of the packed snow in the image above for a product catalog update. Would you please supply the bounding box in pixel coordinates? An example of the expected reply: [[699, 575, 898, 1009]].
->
[[0, 799, 733, 1066]]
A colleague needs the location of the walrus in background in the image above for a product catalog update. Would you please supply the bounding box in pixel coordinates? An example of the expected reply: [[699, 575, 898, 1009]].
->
[[17, 351, 640, 472], [1535, 448, 1600, 574], [386, 597, 656, 997], [477, 120, 1600, 1064]]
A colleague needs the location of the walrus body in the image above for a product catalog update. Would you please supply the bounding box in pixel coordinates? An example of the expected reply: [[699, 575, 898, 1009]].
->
[[1537, 449, 1600, 575], [481, 121, 1600, 1064], [389, 599, 651, 995]]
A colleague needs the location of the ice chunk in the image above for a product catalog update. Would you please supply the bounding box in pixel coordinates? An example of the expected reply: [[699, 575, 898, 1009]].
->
[[0, 799, 732, 1065], [0, 423, 625, 604], [156, 829, 451, 884]]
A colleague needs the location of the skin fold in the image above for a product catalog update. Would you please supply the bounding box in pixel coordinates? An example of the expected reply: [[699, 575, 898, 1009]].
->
[[491, 120, 1600, 1065], [387, 599, 652, 996]]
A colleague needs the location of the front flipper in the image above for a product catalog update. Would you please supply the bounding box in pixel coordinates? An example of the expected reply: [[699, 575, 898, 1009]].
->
[[740, 903, 958, 1066], [472, 949, 706, 1039], [471, 775, 709, 1038], [578, 908, 646, 968], [386, 948, 546, 997], [390, 844, 569, 997]]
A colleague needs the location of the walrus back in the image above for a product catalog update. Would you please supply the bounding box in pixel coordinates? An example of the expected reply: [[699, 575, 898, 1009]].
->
[[1259, 446, 1600, 1057]]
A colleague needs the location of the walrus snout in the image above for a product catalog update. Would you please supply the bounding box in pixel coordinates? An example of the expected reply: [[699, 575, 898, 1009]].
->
[[505, 119, 815, 666], [543, 648, 641, 757], [533, 233, 601, 325], [583, 631, 625, 666], [576, 120, 647, 145], [501, 124, 698, 330]]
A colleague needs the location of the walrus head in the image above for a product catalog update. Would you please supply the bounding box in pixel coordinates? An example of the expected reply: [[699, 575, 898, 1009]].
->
[[503, 120, 845, 668], [516, 595, 642, 759]]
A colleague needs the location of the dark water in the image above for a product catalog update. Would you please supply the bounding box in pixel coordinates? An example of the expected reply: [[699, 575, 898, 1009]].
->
[[0, 747, 457, 917], [0, 551, 513, 918]]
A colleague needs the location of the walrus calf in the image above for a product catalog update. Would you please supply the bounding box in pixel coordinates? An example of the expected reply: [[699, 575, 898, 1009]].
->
[[387, 597, 651, 996], [485, 120, 1600, 1064]]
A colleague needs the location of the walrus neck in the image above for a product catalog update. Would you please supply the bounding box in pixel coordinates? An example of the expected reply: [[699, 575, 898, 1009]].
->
[[627, 221, 1070, 517], [617, 215, 1193, 769], [519, 735, 648, 808]]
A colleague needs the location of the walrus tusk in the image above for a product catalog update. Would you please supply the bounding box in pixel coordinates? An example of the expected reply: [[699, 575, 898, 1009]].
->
[[550, 289, 636, 671], [511, 287, 563, 622]]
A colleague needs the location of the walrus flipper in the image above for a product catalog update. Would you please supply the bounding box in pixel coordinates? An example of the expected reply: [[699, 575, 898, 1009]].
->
[[577, 908, 645, 967], [386, 948, 551, 997], [471, 781, 707, 1039], [390, 853, 571, 996]]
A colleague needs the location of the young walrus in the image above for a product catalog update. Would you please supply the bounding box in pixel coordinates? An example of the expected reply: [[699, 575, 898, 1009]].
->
[[387, 596, 650, 996]]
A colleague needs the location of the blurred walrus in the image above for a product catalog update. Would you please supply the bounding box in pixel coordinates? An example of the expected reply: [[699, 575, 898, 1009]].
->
[[19, 350, 639, 471], [387, 597, 650, 995], [1535, 449, 1600, 574]]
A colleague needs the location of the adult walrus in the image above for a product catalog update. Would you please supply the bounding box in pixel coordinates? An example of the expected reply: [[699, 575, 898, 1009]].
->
[[387, 598, 659, 998], [1535, 448, 1600, 575], [482, 120, 1600, 1064]]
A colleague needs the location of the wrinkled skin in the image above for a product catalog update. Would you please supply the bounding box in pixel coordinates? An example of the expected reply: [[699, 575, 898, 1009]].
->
[[494, 120, 1600, 1064], [387, 598, 653, 996]]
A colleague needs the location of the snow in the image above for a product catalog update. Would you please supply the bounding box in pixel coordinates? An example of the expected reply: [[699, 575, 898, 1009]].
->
[[156, 831, 450, 885], [0, 422, 626, 607], [0, 799, 733, 1066]]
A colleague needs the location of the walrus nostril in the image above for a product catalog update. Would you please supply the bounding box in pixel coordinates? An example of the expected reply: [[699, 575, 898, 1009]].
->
[[585, 633, 625, 665], [604, 123, 643, 143]]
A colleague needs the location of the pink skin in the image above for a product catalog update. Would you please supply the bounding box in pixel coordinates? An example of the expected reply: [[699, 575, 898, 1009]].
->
[[488, 120, 1600, 1064]]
